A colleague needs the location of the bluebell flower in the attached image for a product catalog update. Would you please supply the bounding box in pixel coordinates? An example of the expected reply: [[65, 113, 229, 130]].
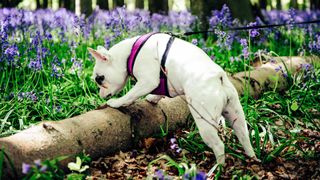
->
[[22, 163, 31, 174], [39, 165, 48, 172], [191, 39, 198, 45], [169, 137, 182, 154], [183, 171, 206, 180], [155, 169, 165, 180], [240, 39, 249, 59], [34, 159, 41, 167], [28, 58, 42, 71], [4, 45, 19, 64], [247, 22, 260, 38]]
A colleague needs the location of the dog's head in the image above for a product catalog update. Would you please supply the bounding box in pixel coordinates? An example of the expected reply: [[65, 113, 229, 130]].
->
[[88, 46, 127, 98]]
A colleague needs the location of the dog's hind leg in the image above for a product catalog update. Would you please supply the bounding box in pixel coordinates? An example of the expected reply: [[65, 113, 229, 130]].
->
[[187, 98, 225, 165], [222, 94, 256, 159]]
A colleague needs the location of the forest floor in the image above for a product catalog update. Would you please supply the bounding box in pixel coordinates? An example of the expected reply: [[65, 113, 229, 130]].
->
[[88, 120, 320, 179]]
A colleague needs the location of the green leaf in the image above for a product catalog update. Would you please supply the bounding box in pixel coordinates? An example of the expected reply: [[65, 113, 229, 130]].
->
[[291, 101, 299, 111], [68, 157, 82, 171], [78, 165, 89, 173]]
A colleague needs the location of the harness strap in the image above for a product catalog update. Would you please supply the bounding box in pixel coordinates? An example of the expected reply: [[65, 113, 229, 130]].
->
[[127, 33, 175, 97], [153, 36, 175, 96], [127, 32, 158, 76]]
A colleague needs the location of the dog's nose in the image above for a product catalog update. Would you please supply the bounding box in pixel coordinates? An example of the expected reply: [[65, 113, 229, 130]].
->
[[95, 75, 105, 85]]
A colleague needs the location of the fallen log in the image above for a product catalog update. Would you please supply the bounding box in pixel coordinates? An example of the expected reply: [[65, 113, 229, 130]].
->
[[0, 56, 318, 178]]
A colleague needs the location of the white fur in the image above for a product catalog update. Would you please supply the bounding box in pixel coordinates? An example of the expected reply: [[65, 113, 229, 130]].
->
[[88, 33, 257, 164]]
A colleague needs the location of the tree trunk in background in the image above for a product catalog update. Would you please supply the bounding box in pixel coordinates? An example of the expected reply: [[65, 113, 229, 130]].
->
[[302, 0, 307, 10], [310, 0, 320, 10], [59, 0, 63, 8], [43, 0, 48, 8], [135, 0, 144, 9], [290, 0, 299, 9], [67, 0, 75, 11], [148, 0, 169, 14], [276, 0, 282, 10], [59, 0, 75, 13], [79, 0, 92, 16], [190, 0, 216, 38], [259, 0, 267, 9], [97, 0, 109, 10], [48, 0, 52, 8], [36, 0, 41, 9], [1, 0, 23, 7], [113, 0, 124, 8], [190, 0, 255, 31], [225, 0, 255, 22], [268, 0, 274, 9]]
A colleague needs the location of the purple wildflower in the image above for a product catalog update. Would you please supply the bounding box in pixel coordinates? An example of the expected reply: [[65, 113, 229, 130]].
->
[[275, 66, 282, 72], [17, 92, 38, 102], [209, 4, 233, 28], [22, 163, 31, 174], [230, 56, 240, 63], [39, 165, 48, 172], [169, 138, 182, 154], [170, 138, 176, 144], [4, 45, 19, 64], [155, 169, 165, 180], [28, 58, 42, 71], [195, 171, 207, 180], [247, 22, 260, 38], [34, 159, 41, 167], [70, 58, 83, 75], [191, 39, 198, 45], [210, 55, 216, 61], [240, 39, 249, 59], [240, 39, 247, 46], [308, 34, 320, 55], [301, 63, 312, 71], [275, 66, 288, 78], [184, 171, 206, 180], [105, 37, 112, 49]]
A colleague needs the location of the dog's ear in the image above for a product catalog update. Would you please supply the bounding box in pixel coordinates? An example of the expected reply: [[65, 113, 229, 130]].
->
[[97, 45, 108, 52], [88, 47, 109, 62]]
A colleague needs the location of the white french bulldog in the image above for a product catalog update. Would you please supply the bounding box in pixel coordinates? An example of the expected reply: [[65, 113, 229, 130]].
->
[[88, 33, 257, 164]]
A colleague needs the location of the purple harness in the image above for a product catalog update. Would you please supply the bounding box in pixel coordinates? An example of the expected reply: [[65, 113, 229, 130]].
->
[[127, 33, 175, 97]]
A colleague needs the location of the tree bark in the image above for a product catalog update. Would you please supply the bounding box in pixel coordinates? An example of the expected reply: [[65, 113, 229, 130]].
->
[[66, 0, 75, 11], [148, 0, 169, 15], [290, 0, 299, 9], [97, 0, 109, 10], [190, 0, 216, 38], [135, 0, 144, 9], [190, 0, 255, 33], [310, 0, 320, 10], [36, 0, 41, 9], [0, 56, 318, 178], [77, 0, 92, 17], [259, 0, 267, 9], [113, 0, 124, 8], [225, 0, 255, 22], [43, 0, 48, 8], [276, 0, 282, 10]]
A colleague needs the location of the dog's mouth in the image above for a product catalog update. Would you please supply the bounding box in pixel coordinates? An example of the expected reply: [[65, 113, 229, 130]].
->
[[100, 84, 108, 89]]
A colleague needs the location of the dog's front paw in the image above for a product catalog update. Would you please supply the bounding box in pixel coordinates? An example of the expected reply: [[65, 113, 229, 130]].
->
[[146, 94, 163, 104], [106, 99, 123, 108]]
